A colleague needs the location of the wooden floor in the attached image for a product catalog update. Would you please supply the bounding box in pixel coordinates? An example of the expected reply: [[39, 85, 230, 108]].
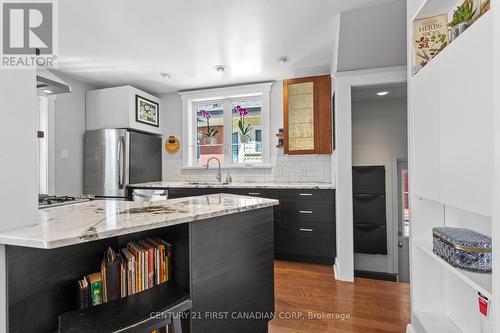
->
[[269, 261, 410, 333]]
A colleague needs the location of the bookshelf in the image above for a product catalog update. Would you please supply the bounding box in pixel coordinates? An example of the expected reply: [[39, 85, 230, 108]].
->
[[413, 311, 461, 333], [407, 0, 495, 332], [415, 240, 492, 299], [5, 206, 276, 333], [58, 282, 191, 332]]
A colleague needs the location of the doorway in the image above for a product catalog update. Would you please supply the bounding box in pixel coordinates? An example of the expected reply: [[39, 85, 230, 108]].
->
[[350, 82, 408, 281], [397, 160, 410, 282]]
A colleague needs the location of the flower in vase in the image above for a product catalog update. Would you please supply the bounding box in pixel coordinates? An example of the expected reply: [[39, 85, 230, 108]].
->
[[198, 109, 218, 138], [233, 105, 252, 141]]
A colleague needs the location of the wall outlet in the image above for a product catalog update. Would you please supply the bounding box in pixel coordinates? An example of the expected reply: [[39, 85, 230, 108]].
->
[[61, 149, 69, 159], [300, 167, 306, 176]]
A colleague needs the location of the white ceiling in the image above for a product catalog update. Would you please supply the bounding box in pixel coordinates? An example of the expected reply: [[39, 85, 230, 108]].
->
[[351, 83, 407, 103], [55, 0, 397, 94]]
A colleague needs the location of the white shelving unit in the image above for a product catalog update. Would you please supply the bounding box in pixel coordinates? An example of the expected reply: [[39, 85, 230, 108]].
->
[[414, 311, 461, 333], [407, 0, 496, 332], [415, 240, 492, 299]]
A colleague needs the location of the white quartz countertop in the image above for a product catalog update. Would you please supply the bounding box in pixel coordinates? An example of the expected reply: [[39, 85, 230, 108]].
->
[[129, 181, 335, 190], [0, 194, 278, 249]]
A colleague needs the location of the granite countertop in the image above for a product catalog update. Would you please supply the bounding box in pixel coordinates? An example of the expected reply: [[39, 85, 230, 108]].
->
[[128, 181, 335, 190], [0, 194, 278, 249]]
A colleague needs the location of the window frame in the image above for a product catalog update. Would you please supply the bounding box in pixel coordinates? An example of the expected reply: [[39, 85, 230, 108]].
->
[[179, 82, 273, 168]]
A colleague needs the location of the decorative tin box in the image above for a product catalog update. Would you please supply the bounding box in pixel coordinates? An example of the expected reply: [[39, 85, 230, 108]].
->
[[432, 227, 491, 273]]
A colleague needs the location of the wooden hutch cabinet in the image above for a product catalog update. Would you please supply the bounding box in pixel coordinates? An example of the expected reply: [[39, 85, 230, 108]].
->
[[283, 74, 332, 155]]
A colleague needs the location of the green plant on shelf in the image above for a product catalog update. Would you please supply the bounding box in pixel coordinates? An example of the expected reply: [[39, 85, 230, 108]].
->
[[449, 0, 476, 27]]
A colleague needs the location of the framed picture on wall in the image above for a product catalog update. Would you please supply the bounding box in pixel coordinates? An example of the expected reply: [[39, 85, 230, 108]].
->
[[135, 95, 159, 127]]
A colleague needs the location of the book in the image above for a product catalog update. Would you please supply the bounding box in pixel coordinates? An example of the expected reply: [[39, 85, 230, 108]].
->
[[100, 260, 107, 303], [121, 248, 136, 295], [77, 276, 91, 310], [127, 242, 143, 292], [155, 237, 172, 281], [119, 254, 127, 298], [138, 240, 155, 288], [88, 272, 103, 306], [102, 247, 121, 302], [145, 238, 165, 285], [412, 14, 448, 74]]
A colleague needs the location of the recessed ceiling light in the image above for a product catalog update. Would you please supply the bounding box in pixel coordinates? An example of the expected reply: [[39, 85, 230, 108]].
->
[[42, 89, 53, 94], [160, 72, 171, 79], [377, 91, 389, 96], [276, 56, 289, 64], [214, 65, 228, 72]]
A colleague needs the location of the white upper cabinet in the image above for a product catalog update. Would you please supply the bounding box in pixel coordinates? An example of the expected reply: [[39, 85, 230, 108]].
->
[[438, 14, 492, 217], [411, 58, 441, 202], [86, 86, 162, 135]]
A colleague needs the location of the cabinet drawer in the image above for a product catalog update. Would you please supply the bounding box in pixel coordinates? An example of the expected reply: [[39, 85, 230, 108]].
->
[[226, 188, 280, 199], [167, 188, 217, 199], [277, 220, 335, 258], [353, 195, 386, 225], [352, 166, 385, 195], [279, 200, 333, 224], [353, 224, 387, 255], [279, 189, 334, 201]]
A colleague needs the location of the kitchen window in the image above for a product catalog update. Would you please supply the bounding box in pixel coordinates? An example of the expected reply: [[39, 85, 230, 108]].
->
[[180, 83, 273, 168]]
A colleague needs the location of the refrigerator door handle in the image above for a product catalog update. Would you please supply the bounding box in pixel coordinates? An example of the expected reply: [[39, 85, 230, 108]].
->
[[118, 135, 125, 189]]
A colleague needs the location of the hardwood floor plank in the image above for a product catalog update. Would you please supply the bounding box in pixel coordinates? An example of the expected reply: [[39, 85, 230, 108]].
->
[[269, 261, 410, 333]]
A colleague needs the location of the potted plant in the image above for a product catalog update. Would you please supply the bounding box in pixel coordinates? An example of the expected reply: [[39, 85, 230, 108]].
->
[[480, 0, 490, 16], [233, 105, 252, 143], [198, 109, 218, 145], [449, 0, 476, 41]]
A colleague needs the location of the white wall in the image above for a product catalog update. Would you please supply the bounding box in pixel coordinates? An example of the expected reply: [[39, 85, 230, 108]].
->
[[52, 72, 95, 195], [333, 66, 406, 282], [161, 81, 333, 183], [352, 98, 407, 273], [337, 0, 406, 72], [0, 69, 38, 333], [0, 70, 38, 230]]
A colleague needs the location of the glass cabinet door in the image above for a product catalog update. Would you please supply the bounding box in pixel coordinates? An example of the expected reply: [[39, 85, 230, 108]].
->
[[287, 82, 314, 151]]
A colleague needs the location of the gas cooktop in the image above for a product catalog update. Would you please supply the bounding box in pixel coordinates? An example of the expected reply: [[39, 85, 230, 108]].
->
[[38, 194, 94, 209]]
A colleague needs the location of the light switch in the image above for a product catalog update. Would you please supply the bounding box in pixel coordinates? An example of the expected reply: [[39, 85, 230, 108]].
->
[[61, 149, 69, 159]]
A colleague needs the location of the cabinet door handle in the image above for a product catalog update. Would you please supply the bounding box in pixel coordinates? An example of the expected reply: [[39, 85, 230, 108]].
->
[[299, 228, 313, 232], [299, 210, 313, 214], [248, 192, 261, 195], [299, 193, 312, 196]]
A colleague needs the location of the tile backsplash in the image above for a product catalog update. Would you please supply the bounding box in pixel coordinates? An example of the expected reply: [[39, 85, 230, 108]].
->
[[162, 155, 333, 183]]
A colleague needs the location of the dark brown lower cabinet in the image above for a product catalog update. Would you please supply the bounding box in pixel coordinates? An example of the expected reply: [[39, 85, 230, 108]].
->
[[128, 187, 336, 265]]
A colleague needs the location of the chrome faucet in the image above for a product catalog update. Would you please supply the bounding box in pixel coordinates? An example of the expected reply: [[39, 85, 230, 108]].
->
[[206, 157, 222, 183]]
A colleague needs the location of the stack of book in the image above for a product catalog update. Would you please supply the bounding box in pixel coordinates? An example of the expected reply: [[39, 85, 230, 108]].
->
[[77, 237, 172, 310]]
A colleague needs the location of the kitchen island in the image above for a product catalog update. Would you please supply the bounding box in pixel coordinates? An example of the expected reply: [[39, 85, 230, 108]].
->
[[0, 194, 278, 333]]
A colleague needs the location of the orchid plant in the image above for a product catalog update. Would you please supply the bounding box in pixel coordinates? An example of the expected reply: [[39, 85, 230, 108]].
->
[[233, 105, 252, 140], [198, 109, 218, 138]]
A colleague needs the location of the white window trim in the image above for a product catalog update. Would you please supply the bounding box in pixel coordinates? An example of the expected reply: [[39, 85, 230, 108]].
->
[[179, 82, 273, 168]]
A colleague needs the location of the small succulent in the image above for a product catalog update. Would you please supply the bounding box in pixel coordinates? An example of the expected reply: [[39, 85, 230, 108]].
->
[[449, 0, 476, 27]]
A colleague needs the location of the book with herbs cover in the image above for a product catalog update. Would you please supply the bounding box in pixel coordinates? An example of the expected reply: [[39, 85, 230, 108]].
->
[[413, 14, 448, 74]]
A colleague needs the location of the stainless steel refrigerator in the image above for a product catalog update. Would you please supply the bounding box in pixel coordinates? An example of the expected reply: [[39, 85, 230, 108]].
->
[[84, 129, 162, 198]]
